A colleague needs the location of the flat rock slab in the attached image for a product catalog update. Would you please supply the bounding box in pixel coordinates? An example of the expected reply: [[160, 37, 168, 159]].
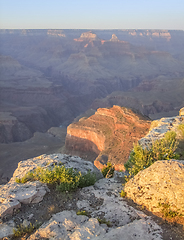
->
[[27, 178, 163, 240], [0, 181, 48, 218], [124, 160, 184, 215]]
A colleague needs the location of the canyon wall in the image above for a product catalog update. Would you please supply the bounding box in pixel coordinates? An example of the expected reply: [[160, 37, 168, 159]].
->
[[65, 106, 151, 170]]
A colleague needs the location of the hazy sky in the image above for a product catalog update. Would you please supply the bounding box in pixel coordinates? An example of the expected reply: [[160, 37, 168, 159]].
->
[[0, 0, 184, 30]]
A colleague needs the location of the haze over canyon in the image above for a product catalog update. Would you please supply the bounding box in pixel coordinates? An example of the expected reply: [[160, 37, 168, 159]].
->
[[0, 29, 184, 182]]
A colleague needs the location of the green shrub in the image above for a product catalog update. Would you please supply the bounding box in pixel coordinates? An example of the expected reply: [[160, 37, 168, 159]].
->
[[178, 123, 184, 138], [101, 162, 115, 178], [97, 217, 112, 227], [16, 165, 96, 192], [158, 202, 182, 218], [78, 170, 96, 188], [76, 210, 89, 216], [13, 223, 35, 237], [125, 131, 179, 176], [120, 190, 127, 198]]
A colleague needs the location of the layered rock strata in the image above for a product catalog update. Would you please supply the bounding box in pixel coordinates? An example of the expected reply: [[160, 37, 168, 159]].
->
[[65, 106, 151, 170]]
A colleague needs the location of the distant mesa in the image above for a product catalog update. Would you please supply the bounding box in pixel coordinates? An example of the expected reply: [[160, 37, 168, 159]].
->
[[47, 30, 66, 37], [110, 34, 119, 41], [74, 31, 99, 42]]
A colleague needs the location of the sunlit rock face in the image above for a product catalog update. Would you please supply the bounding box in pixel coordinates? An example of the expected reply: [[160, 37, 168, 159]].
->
[[65, 106, 151, 170], [124, 160, 184, 216]]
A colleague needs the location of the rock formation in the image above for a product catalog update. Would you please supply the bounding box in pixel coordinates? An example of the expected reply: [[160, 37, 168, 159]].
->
[[179, 107, 184, 116], [0, 155, 163, 240], [139, 114, 184, 148], [124, 160, 184, 216], [0, 154, 102, 219], [65, 106, 151, 170]]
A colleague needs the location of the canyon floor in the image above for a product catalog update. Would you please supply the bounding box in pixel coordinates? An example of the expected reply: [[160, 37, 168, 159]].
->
[[0, 127, 67, 184]]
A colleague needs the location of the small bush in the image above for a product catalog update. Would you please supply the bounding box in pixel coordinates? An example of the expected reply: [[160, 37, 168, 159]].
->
[[97, 217, 112, 227], [101, 162, 115, 178], [120, 190, 127, 198], [178, 124, 184, 138], [158, 202, 182, 218], [125, 131, 179, 176], [76, 210, 89, 216], [16, 165, 96, 192], [13, 223, 35, 237]]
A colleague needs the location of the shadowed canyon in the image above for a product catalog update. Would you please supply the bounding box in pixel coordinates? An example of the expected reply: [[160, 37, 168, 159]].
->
[[1, 29, 184, 182]]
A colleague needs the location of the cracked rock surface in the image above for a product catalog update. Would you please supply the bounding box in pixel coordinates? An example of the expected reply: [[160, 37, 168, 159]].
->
[[0, 154, 163, 239]]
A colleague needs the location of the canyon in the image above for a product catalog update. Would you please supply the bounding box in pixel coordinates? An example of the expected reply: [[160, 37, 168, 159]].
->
[[0, 29, 184, 183]]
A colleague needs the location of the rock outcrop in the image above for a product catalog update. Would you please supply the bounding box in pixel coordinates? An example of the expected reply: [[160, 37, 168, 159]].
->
[[0, 153, 164, 240], [65, 106, 151, 170], [0, 154, 102, 219], [124, 160, 184, 216], [179, 107, 184, 116], [139, 115, 184, 148]]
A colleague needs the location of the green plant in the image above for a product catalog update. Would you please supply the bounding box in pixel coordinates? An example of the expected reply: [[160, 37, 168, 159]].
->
[[178, 124, 184, 138], [13, 223, 35, 237], [78, 170, 96, 188], [101, 162, 115, 178], [125, 131, 179, 176], [158, 202, 182, 218], [76, 210, 89, 216], [16, 165, 96, 192], [97, 217, 112, 227], [120, 190, 127, 198]]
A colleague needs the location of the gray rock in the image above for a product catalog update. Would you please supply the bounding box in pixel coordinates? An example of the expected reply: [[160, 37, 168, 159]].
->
[[139, 115, 183, 148], [12, 153, 103, 181], [0, 181, 48, 218], [95, 218, 162, 240], [0, 220, 15, 239], [27, 211, 106, 240], [0, 154, 102, 219]]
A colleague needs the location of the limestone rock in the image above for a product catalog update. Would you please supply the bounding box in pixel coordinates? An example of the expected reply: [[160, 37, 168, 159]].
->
[[94, 218, 162, 240], [28, 178, 162, 240], [27, 211, 106, 240], [124, 160, 184, 215], [0, 154, 102, 219], [139, 115, 183, 148], [179, 107, 184, 116], [12, 153, 103, 182], [0, 220, 15, 239], [0, 181, 48, 218]]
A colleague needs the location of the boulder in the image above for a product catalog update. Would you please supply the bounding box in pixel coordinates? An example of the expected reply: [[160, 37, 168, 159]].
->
[[124, 160, 184, 215]]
